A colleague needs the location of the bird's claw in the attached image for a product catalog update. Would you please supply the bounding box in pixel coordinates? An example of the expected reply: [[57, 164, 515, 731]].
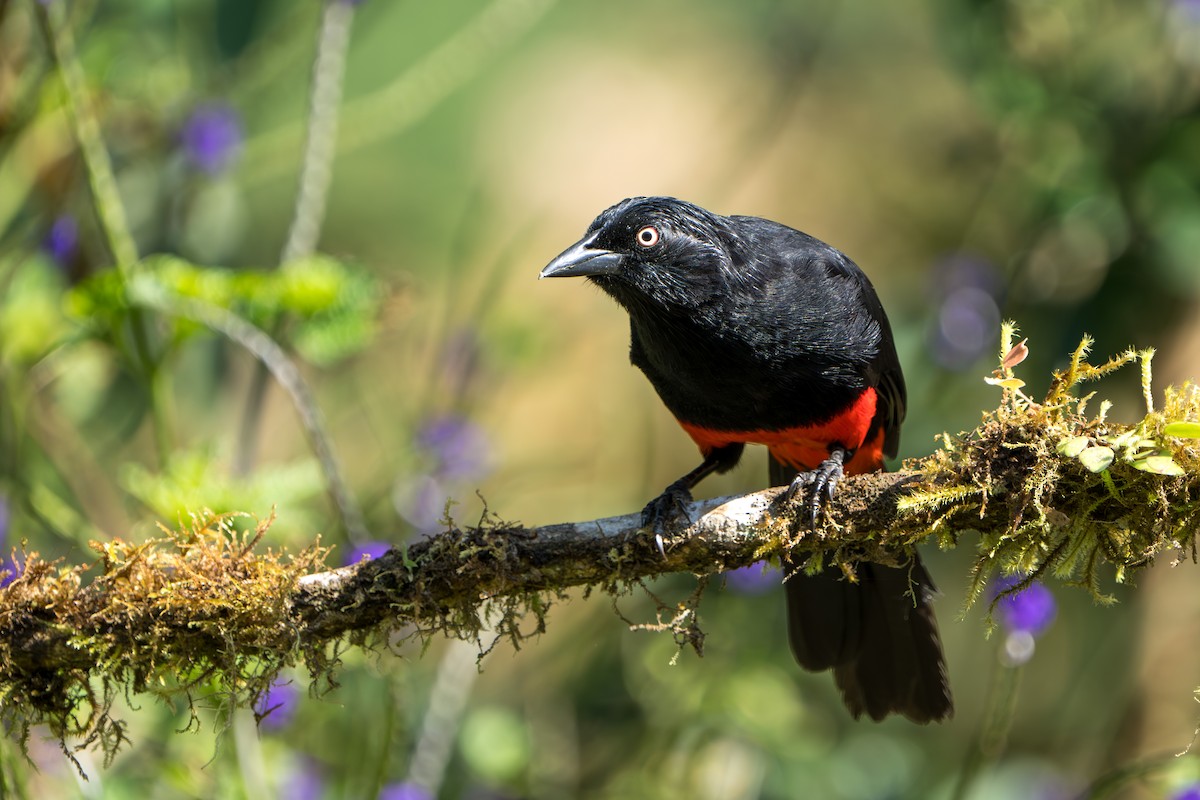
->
[[641, 480, 695, 559], [784, 450, 846, 531]]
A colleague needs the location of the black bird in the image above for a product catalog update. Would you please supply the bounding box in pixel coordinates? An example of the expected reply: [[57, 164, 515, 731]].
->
[[540, 196, 952, 723]]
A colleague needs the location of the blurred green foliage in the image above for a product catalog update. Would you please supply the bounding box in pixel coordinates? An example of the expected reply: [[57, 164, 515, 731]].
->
[[2, 0, 1200, 798], [66, 254, 382, 365]]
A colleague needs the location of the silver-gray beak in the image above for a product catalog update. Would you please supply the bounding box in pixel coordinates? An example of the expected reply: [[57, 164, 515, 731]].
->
[[539, 238, 624, 279]]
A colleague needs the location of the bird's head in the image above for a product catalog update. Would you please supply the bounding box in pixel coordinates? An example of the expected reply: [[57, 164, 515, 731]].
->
[[539, 197, 742, 311]]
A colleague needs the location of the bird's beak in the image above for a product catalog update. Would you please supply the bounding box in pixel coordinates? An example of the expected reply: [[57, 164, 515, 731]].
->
[[539, 237, 624, 279]]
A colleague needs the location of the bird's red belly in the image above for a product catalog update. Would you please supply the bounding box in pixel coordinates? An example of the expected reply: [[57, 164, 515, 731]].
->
[[677, 387, 886, 475]]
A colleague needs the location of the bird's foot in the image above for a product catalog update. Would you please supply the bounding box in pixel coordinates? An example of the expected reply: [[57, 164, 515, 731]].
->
[[784, 450, 846, 531], [641, 479, 695, 558]]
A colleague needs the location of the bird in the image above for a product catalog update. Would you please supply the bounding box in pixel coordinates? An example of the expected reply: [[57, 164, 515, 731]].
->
[[539, 196, 952, 723]]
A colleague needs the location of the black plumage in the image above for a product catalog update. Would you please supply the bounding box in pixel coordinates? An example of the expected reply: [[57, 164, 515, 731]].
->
[[541, 196, 952, 723]]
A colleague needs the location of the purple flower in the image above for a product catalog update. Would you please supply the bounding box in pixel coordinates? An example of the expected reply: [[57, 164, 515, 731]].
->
[[180, 103, 243, 175], [724, 563, 780, 595], [1173, 0, 1200, 23], [43, 214, 78, 266], [393, 474, 448, 533], [255, 677, 300, 730], [0, 496, 15, 588], [344, 540, 392, 565], [283, 758, 326, 800], [0, 555, 20, 588], [1172, 784, 1200, 800], [416, 415, 490, 481], [993, 575, 1056, 637], [927, 255, 1003, 371], [379, 781, 432, 800]]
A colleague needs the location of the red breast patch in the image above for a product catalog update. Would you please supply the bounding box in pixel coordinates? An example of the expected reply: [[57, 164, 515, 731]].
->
[[677, 387, 885, 475]]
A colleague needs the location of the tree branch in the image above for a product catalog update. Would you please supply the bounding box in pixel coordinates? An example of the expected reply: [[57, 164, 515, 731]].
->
[[289, 470, 921, 643], [2, 334, 1199, 760]]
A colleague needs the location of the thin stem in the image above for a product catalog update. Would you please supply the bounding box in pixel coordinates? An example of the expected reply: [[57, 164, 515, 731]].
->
[[34, 0, 172, 464], [33, 1, 137, 271], [236, 0, 357, 479], [406, 639, 482, 797], [951, 650, 1023, 800], [237, 0, 557, 187], [365, 676, 399, 800], [280, 0, 355, 265], [231, 710, 271, 800], [149, 366, 176, 470]]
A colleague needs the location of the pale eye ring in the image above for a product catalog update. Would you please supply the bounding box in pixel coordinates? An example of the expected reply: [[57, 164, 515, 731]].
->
[[635, 225, 660, 248]]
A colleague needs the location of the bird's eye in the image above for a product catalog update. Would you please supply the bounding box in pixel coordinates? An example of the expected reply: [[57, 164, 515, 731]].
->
[[635, 225, 660, 248]]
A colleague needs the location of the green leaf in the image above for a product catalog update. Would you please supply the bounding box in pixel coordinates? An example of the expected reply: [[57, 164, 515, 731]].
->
[[1130, 456, 1185, 476], [121, 449, 324, 527], [1057, 437, 1090, 458], [293, 309, 378, 366], [280, 256, 347, 314], [66, 270, 129, 333], [1164, 421, 1200, 439], [400, 545, 417, 571], [1106, 430, 1139, 449], [1, 261, 70, 364], [287, 258, 382, 365], [128, 254, 382, 363], [1078, 445, 1114, 472]]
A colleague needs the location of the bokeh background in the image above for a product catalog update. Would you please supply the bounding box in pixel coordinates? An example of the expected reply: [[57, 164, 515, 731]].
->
[[3, 0, 1200, 797]]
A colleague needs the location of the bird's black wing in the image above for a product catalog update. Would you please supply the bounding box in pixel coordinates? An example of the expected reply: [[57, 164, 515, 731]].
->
[[743, 219, 943, 723], [727, 216, 907, 455]]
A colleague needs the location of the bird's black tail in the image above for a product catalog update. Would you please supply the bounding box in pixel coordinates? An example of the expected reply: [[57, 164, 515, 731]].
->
[[770, 456, 953, 723]]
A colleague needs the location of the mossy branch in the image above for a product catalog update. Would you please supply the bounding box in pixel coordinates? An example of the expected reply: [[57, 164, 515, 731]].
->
[[2, 327, 1199, 764]]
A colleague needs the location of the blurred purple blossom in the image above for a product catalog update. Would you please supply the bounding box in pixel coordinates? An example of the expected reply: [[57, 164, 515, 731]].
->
[[927, 255, 1003, 371], [993, 575, 1056, 637], [417, 415, 491, 481], [394, 474, 448, 533], [379, 781, 433, 800], [344, 540, 392, 565], [1, 555, 19, 588], [724, 563, 780, 595], [1174, 0, 1200, 23], [255, 677, 300, 730], [0, 495, 15, 588], [180, 103, 243, 174], [283, 758, 326, 800], [43, 214, 78, 267], [1030, 773, 1075, 800], [1172, 784, 1200, 800], [395, 414, 490, 535]]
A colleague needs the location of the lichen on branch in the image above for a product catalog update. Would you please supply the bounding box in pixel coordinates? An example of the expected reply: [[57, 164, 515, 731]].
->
[[1, 325, 1198, 763]]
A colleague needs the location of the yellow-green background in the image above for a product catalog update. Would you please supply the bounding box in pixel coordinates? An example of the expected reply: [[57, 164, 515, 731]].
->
[[3, 0, 1200, 797]]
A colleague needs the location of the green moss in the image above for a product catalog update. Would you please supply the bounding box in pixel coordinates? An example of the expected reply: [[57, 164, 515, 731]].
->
[[0, 512, 328, 769], [905, 323, 1200, 610]]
